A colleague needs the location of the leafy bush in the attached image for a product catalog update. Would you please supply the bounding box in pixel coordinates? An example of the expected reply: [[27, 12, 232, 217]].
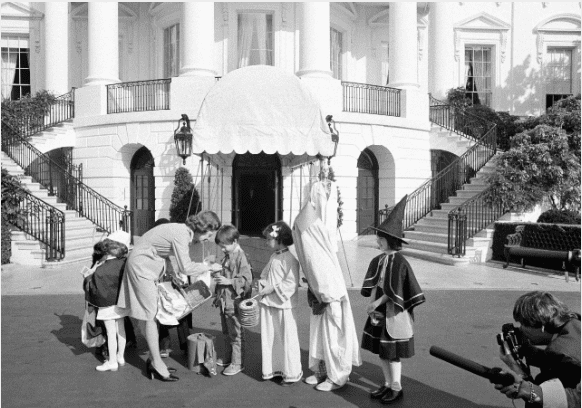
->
[[537, 209, 581, 225], [1, 168, 28, 264], [1, 90, 58, 138], [169, 167, 200, 223]]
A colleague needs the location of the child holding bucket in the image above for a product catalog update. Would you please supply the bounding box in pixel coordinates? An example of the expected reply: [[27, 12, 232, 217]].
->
[[361, 196, 426, 404], [258, 222, 303, 386], [213, 224, 252, 376]]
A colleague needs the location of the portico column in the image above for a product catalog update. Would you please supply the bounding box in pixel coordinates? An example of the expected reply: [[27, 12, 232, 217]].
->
[[297, 2, 332, 78], [388, 2, 419, 89], [181, 2, 216, 76], [44, 2, 69, 94], [84, 2, 118, 86], [428, 2, 455, 100]]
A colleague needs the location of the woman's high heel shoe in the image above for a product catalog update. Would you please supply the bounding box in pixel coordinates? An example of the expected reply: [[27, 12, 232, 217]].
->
[[146, 360, 179, 382], [146, 358, 177, 373]]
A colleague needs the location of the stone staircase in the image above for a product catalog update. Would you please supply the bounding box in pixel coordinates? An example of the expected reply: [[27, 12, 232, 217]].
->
[[428, 122, 475, 157], [2, 152, 104, 268], [27, 120, 75, 154], [401, 160, 499, 265]]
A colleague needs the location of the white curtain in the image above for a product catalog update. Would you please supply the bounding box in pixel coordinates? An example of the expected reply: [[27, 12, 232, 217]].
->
[[238, 14, 256, 68], [1, 52, 17, 100], [238, 13, 271, 68]]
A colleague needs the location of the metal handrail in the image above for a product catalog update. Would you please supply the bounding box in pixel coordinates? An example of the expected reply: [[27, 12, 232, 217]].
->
[[5, 185, 66, 261], [4, 89, 76, 139], [107, 78, 171, 114], [1, 120, 131, 235], [448, 187, 508, 257], [429, 94, 492, 143], [342, 81, 401, 117]]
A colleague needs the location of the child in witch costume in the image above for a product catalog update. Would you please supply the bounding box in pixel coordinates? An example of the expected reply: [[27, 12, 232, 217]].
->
[[361, 195, 426, 405]]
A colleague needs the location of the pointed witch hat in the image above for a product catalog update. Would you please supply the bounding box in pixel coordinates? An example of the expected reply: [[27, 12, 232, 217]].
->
[[370, 194, 408, 244]]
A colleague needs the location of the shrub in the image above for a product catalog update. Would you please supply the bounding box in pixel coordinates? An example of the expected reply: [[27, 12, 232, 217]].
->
[[169, 167, 200, 223], [1, 168, 28, 264], [537, 209, 581, 225]]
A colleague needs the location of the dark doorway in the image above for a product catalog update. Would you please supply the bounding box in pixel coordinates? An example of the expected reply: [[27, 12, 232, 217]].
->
[[357, 148, 379, 235], [130, 147, 155, 236], [233, 152, 281, 236], [431, 149, 458, 209]]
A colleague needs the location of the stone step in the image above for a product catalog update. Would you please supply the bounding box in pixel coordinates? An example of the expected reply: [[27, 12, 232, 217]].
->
[[405, 230, 448, 244], [401, 247, 473, 266]]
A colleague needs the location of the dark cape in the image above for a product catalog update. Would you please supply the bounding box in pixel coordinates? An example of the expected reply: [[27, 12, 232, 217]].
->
[[84, 258, 127, 308], [361, 252, 426, 313]]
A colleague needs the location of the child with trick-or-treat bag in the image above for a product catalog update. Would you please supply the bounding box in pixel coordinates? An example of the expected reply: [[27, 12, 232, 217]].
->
[[213, 224, 252, 376], [361, 195, 426, 405], [257, 221, 303, 386]]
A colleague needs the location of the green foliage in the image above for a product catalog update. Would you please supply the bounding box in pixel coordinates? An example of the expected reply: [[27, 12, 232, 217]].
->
[[1, 168, 29, 264], [169, 167, 200, 223], [446, 87, 472, 109], [485, 124, 581, 213], [537, 209, 581, 225], [327, 166, 344, 228], [1, 90, 58, 138]]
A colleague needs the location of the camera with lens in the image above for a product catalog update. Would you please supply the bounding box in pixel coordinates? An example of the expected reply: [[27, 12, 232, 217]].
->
[[496, 323, 532, 378]]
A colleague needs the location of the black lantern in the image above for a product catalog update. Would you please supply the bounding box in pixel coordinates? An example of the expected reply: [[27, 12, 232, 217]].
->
[[174, 114, 193, 165]]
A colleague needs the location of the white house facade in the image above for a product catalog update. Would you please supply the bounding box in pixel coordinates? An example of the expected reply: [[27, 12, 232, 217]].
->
[[1, 2, 581, 266]]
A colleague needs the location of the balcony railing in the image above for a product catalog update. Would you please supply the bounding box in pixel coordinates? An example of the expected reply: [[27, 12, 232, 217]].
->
[[9, 186, 66, 261], [342, 81, 401, 117], [448, 187, 508, 257], [2, 120, 131, 236], [107, 79, 171, 114]]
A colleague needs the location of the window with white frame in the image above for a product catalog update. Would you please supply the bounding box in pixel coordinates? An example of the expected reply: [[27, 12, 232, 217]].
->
[[545, 48, 573, 110], [1, 35, 30, 100], [464, 46, 492, 106], [163, 24, 180, 78], [330, 27, 343, 80], [381, 42, 389, 85], [237, 12, 273, 68]]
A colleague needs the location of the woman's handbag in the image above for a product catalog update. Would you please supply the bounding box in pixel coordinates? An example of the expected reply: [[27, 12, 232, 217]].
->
[[156, 279, 213, 326]]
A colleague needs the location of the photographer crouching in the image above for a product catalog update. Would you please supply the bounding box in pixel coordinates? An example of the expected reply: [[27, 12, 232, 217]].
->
[[493, 291, 580, 407]]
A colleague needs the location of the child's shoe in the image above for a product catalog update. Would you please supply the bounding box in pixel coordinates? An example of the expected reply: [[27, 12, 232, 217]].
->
[[315, 378, 345, 392], [304, 374, 326, 385], [96, 360, 119, 372], [160, 349, 170, 358], [222, 364, 244, 376], [216, 358, 231, 367]]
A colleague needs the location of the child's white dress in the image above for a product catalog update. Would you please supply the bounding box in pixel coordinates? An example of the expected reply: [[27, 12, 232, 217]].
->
[[259, 249, 303, 382]]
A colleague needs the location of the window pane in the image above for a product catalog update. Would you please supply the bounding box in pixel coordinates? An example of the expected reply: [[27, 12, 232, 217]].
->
[[546, 48, 573, 96], [164, 24, 180, 77], [1, 36, 30, 100], [330, 28, 343, 79], [464, 46, 492, 107], [238, 13, 273, 68]]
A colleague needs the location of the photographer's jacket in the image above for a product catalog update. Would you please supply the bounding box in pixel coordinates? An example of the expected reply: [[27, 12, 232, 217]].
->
[[524, 315, 581, 389]]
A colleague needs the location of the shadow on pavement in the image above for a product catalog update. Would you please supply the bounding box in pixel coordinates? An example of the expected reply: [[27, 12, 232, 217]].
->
[[51, 312, 88, 356]]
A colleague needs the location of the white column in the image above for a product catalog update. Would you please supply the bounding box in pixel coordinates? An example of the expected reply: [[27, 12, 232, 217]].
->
[[296, 2, 332, 78], [428, 2, 455, 100], [84, 2, 118, 86], [388, 2, 419, 89], [44, 2, 69, 94], [181, 2, 216, 76]]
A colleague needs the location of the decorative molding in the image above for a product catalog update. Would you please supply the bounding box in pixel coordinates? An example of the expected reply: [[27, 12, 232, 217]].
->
[[35, 39, 41, 54], [332, 2, 357, 21], [368, 8, 389, 27], [74, 20, 83, 55], [500, 31, 507, 63], [0, 2, 43, 20], [417, 27, 424, 61], [281, 2, 288, 24], [222, 3, 229, 25], [537, 32, 545, 64], [454, 30, 460, 61], [542, 2, 548, 8], [495, 2, 502, 6]]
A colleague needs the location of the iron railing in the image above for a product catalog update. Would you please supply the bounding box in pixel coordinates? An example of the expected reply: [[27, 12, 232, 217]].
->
[[9, 186, 66, 261], [342, 81, 401, 117], [107, 79, 171, 114], [6, 89, 75, 139], [1, 120, 131, 235], [429, 95, 492, 143], [448, 188, 507, 257], [404, 123, 497, 230]]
